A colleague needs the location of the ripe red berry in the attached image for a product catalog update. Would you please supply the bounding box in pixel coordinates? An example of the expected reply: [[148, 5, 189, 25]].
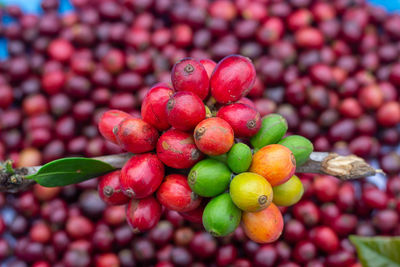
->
[[337, 182, 356, 212], [47, 38, 74, 62], [373, 209, 399, 233], [114, 118, 159, 154], [0, 84, 13, 109], [331, 214, 358, 237], [171, 58, 209, 100], [166, 91, 206, 131], [199, 58, 217, 79], [236, 97, 256, 109], [293, 240, 316, 263], [320, 203, 341, 226], [312, 175, 339, 202], [358, 84, 384, 109], [66, 215, 94, 240], [156, 129, 204, 169], [292, 200, 320, 226], [120, 153, 164, 199], [141, 83, 174, 131], [102, 49, 125, 74], [96, 253, 119, 267], [42, 70, 66, 95], [157, 174, 202, 212], [194, 117, 234, 156], [179, 203, 205, 224], [295, 27, 324, 49], [126, 196, 162, 232], [210, 55, 256, 104], [98, 170, 130, 206], [98, 110, 132, 144], [217, 103, 261, 137], [309, 226, 339, 253], [377, 101, 400, 127], [362, 187, 388, 210], [283, 219, 306, 244]]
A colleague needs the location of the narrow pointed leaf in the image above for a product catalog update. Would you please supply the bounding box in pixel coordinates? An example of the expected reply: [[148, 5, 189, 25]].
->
[[26, 158, 116, 187], [350, 235, 400, 267]]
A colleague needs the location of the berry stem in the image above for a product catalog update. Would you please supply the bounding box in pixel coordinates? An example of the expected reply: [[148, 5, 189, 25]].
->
[[0, 152, 382, 193]]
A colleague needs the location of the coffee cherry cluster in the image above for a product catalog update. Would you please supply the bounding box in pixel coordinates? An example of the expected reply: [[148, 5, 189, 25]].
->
[[97, 55, 314, 244]]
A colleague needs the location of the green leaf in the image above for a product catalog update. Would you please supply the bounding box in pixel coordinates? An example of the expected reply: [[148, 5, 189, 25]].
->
[[26, 157, 116, 187], [350, 235, 400, 267]]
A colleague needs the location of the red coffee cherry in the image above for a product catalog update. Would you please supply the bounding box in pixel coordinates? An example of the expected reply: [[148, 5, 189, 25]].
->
[[141, 83, 175, 131], [166, 91, 206, 132], [210, 55, 256, 104], [98, 110, 132, 144], [126, 196, 162, 232], [114, 118, 159, 154], [217, 103, 261, 137], [194, 117, 234, 156], [171, 58, 209, 100], [120, 153, 164, 199], [156, 129, 204, 169], [157, 174, 202, 212], [98, 170, 130, 206], [199, 58, 217, 79]]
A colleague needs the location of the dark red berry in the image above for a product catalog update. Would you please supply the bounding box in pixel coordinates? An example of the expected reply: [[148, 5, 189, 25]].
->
[[157, 174, 202, 212], [171, 58, 209, 100], [114, 118, 159, 154], [120, 153, 164, 199], [166, 91, 206, 131], [126, 196, 162, 232], [98, 170, 130, 205]]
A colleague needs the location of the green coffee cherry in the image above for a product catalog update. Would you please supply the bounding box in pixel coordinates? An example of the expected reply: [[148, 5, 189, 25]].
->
[[202, 193, 242, 237], [272, 175, 304, 207], [278, 135, 313, 166], [188, 159, 232, 197], [250, 114, 288, 149], [227, 143, 252, 173]]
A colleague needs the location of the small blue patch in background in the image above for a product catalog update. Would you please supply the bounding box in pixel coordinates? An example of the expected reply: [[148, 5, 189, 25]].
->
[[369, 0, 400, 12]]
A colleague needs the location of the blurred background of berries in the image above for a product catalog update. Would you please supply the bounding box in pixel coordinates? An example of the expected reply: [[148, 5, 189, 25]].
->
[[0, 0, 400, 266]]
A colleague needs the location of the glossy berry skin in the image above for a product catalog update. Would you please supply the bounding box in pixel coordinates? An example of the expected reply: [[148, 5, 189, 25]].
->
[[283, 219, 306, 244], [47, 39, 74, 62], [166, 91, 206, 132], [126, 196, 162, 232], [210, 55, 256, 104], [114, 118, 159, 154], [313, 175, 339, 203], [98, 110, 132, 144], [199, 59, 217, 78], [171, 58, 209, 100], [120, 153, 164, 199], [293, 240, 317, 263], [179, 203, 205, 224], [141, 83, 174, 131], [98, 170, 130, 206], [309, 226, 339, 253], [96, 253, 119, 267], [326, 250, 356, 267], [189, 232, 217, 259], [242, 203, 283, 244], [157, 129, 204, 169], [157, 174, 202, 212], [217, 103, 261, 137], [250, 145, 296, 187], [0, 85, 13, 109], [194, 117, 234, 156], [292, 200, 320, 226]]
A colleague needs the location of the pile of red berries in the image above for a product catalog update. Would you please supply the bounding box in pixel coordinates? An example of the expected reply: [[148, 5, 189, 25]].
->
[[97, 55, 313, 244]]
